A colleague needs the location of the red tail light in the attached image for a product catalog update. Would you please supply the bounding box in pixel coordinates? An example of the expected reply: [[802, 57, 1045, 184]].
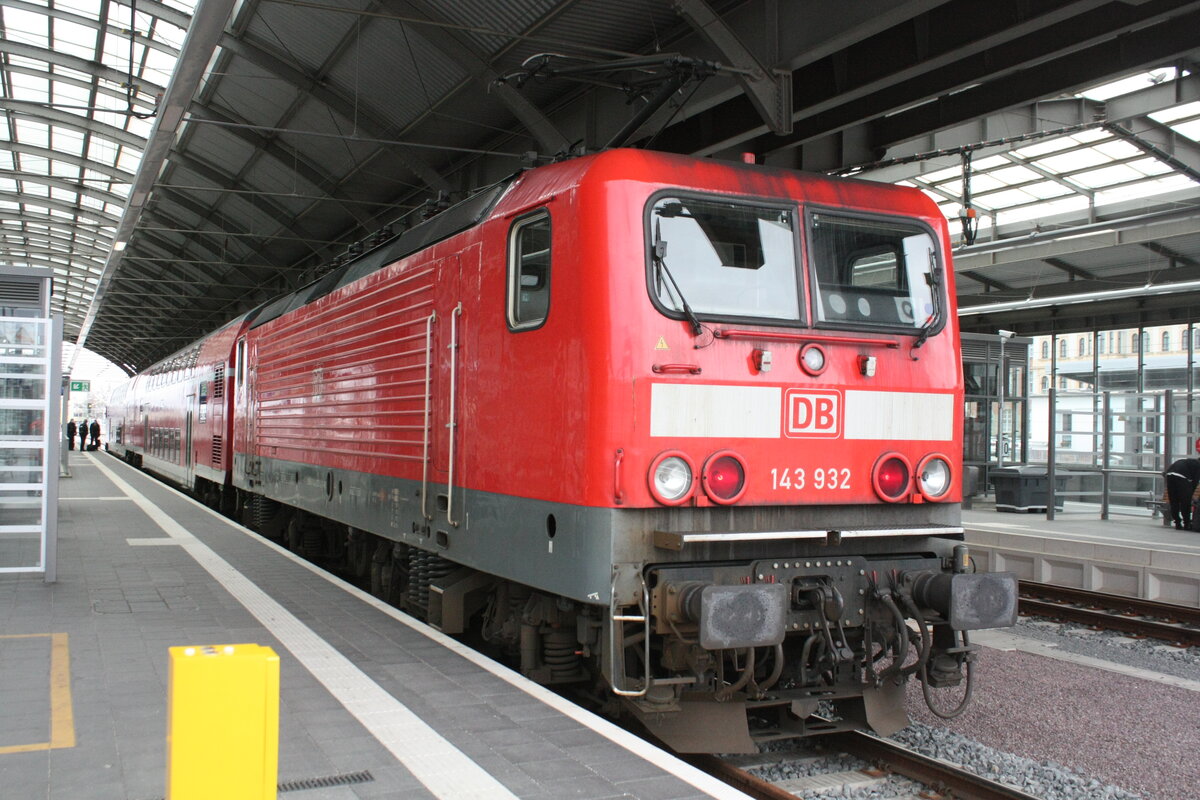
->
[[703, 452, 747, 504], [873, 454, 911, 501]]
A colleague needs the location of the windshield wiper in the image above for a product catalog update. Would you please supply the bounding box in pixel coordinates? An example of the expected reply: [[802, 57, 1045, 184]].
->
[[653, 220, 703, 336], [912, 249, 941, 350]]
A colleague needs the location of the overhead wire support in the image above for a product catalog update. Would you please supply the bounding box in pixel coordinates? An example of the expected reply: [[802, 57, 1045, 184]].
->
[[496, 53, 724, 150], [833, 121, 1109, 177]]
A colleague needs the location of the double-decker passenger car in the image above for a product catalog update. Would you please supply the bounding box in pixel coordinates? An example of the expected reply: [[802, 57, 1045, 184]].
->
[[108, 149, 1016, 752]]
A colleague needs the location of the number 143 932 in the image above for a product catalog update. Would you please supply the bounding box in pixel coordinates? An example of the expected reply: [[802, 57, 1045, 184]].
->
[[769, 467, 851, 491]]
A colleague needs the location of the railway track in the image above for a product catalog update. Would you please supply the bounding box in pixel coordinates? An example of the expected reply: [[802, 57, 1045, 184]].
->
[[1018, 581, 1200, 647], [688, 730, 1045, 800]]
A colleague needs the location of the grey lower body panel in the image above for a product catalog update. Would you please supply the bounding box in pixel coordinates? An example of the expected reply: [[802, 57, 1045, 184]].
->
[[235, 454, 965, 605]]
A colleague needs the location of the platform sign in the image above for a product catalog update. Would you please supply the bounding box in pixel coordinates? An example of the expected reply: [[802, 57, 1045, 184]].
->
[[69, 380, 89, 392]]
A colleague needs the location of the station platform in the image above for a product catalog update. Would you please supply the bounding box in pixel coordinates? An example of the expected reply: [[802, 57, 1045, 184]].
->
[[963, 499, 1200, 608], [0, 451, 750, 800]]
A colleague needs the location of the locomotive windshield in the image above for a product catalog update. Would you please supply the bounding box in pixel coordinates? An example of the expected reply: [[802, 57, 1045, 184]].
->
[[649, 195, 801, 323], [807, 212, 940, 333]]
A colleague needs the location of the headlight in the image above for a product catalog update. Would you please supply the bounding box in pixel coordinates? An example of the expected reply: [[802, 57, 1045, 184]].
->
[[702, 451, 747, 504], [799, 344, 827, 375], [649, 452, 695, 505], [917, 455, 952, 500]]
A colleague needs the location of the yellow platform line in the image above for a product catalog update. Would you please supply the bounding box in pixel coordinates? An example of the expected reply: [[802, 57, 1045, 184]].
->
[[0, 633, 75, 754]]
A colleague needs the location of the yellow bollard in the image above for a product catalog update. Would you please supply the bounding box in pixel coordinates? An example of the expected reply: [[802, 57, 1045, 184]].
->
[[167, 644, 280, 800]]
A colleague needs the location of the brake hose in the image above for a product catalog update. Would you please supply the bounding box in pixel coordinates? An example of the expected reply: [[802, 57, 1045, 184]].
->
[[876, 592, 909, 683], [899, 592, 932, 677], [919, 630, 975, 719], [715, 647, 756, 701]]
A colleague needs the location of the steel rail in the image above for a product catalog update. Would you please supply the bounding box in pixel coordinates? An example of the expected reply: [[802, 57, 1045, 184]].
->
[[828, 731, 1045, 800], [682, 754, 805, 800], [1019, 581, 1200, 647], [689, 732, 1045, 800]]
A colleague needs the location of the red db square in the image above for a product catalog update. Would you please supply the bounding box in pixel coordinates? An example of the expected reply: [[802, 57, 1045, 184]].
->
[[784, 390, 841, 438]]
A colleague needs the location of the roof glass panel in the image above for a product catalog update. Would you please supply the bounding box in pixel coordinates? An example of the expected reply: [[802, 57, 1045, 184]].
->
[[10, 71, 49, 101], [860, 67, 1199, 250], [53, 81, 91, 107], [1073, 163, 1145, 188], [986, 165, 1042, 186], [53, 20, 98, 61], [1150, 101, 1200, 124], [1127, 157, 1173, 177], [1034, 148, 1112, 174], [1095, 175, 1195, 205], [1175, 119, 1200, 141], [1091, 140, 1144, 160], [5, 9, 49, 49], [1011, 137, 1077, 160], [1020, 181, 1074, 200], [15, 119, 51, 149]]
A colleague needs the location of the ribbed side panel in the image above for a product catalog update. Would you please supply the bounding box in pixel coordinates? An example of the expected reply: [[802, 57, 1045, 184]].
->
[[253, 263, 437, 466]]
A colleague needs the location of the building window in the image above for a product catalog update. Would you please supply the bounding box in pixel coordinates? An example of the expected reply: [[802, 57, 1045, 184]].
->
[[1099, 336, 1106, 355], [1059, 376, 1067, 390], [1163, 331, 1171, 352], [1041, 376, 1049, 391], [1058, 339, 1067, 358], [1078, 336, 1086, 357], [1060, 411, 1072, 447], [1131, 333, 1139, 353], [1041, 340, 1049, 359]]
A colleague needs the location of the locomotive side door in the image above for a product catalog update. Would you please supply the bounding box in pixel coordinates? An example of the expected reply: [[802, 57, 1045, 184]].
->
[[431, 246, 480, 529], [232, 335, 257, 485]]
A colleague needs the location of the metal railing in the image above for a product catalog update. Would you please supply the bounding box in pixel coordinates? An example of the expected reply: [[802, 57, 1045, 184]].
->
[[1032, 388, 1198, 520]]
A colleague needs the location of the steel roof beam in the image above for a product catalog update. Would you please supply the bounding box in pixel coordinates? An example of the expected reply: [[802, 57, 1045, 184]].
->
[[1, 195, 120, 228], [959, 270, 1015, 292], [376, 0, 570, 154], [0, 39, 164, 105], [1140, 240, 1200, 269], [0, 141, 135, 184], [1043, 256, 1098, 281], [954, 207, 1200, 271], [0, 100, 146, 152], [1105, 118, 1200, 182], [76, 0, 240, 355], [0, 170, 129, 208], [213, 35, 451, 196], [867, 4, 1200, 154], [674, 0, 792, 135]]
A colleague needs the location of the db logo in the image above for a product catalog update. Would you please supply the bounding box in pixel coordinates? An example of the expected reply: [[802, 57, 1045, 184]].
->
[[784, 390, 841, 438]]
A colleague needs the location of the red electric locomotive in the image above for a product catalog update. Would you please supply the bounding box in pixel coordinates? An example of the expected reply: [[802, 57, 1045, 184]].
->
[[108, 149, 1016, 752]]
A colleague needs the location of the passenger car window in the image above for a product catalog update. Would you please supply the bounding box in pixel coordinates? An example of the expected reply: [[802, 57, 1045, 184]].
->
[[508, 212, 551, 330]]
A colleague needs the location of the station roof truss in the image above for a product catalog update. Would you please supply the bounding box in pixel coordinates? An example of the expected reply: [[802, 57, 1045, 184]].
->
[[0, 0, 1198, 373]]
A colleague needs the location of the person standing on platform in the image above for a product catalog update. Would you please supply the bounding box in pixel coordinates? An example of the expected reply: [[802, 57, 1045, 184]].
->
[[66, 419, 76, 450], [78, 419, 89, 450], [89, 419, 100, 449], [1163, 456, 1200, 530]]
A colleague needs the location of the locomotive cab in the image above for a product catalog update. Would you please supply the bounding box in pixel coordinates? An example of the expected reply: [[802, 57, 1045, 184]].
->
[[561, 151, 1018, 751]]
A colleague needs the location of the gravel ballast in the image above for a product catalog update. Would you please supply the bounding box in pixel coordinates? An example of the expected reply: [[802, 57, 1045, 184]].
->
[[902, 622, 1200, 800]]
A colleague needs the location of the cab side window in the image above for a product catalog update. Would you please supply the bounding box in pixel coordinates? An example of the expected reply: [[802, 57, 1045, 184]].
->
[[508, 212, 551, 330]]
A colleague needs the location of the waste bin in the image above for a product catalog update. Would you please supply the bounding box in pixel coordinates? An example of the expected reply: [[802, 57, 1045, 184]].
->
[[990, 466, 1066, 512]]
